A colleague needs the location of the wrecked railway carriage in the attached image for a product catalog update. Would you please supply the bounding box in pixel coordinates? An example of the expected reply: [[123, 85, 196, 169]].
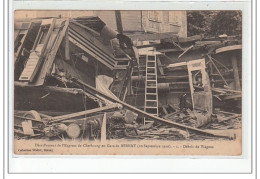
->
[[14, 13, 242, 141]]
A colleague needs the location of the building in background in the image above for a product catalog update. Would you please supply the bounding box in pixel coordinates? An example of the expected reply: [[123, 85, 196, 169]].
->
[[14, 10, 187, 37]]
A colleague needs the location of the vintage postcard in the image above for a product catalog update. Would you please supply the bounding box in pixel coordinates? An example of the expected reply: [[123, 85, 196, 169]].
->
[[13, 10, 242, 155]]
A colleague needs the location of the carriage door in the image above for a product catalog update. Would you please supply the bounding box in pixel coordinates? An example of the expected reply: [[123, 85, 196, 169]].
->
[[19, 18, 55, 82], [187, 59, 212, 114]]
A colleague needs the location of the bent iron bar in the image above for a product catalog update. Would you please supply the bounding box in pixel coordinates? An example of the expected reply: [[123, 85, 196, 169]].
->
[[72, 78, 231, 139]]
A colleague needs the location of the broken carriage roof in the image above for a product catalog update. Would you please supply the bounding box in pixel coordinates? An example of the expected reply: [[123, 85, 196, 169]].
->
[[14, 16, 122, 86], [15, 16, 107, 38], [72, 16, 106, 33], [14, 15, 242, 87]]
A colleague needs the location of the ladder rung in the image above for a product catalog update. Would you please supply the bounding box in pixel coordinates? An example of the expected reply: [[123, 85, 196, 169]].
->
[[146, 104, 158, 107], [146, 80, 156, 82], [146, 93, 157, 95], [146, 76, 156, 78], [147, 85, 156, 88], [146, 86, 156, 89], [145, 111, 157, 114], [146, 107, 158, 109], [146, 86, 157, 88], [146, 88, 157, 94], [145, 103, 157, 106], [145, 100, 158, 102]]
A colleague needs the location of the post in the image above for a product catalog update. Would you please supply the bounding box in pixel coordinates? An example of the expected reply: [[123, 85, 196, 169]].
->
[[115, 10, 123, 34], [64, 29, 70, 61], [115, 10, 124, 48], [101, 113, 107, 142], [231, 54, 241, 91]]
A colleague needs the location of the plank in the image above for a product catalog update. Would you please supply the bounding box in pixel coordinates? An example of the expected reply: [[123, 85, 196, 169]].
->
[[215, 45, 242, 54], [21, 120, 34, 135], [34, 19, 69, 86], [48, 103, 121, 124], [72, 78, 231, 139], [101, 113, 107, 142], [129, 32, 178, 42], [157, 57, 164, 75]]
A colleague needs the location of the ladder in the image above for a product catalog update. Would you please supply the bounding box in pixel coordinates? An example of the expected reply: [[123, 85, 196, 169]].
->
[[144, 53, 158, 124]]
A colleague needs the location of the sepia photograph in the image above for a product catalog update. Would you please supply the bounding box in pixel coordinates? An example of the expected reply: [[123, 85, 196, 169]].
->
[[13, 10, 242, 155]]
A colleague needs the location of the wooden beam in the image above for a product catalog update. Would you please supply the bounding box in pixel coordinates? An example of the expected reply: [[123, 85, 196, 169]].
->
[[115, 10, 123, 34], [129, 32, 178, 42], [215, 45, 242, 54], [48, 103, 121, 124], [163, 111, 180, 119], [115, 10, 124, 48], [178, 45, 194, 59], [68, 22, 117, 69], [72, 78, 231, 139], [70, 20, 101, 36], [101, 113, 107, 142], [44, 86, 106, 106], [162, 106, 168, 115], [64, 28, 70, 61], [157, 58, 164, 75], [231, 54, 241, 91]]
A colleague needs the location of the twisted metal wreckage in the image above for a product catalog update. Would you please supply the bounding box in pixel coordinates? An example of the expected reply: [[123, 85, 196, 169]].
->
[[14, 12, 242, 141]]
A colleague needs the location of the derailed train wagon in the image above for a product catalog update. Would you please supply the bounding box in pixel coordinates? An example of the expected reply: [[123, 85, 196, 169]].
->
[[13, 12, 242, 141]]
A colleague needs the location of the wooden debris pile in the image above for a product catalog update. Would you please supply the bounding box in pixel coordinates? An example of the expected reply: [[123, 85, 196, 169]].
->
[[14, 105, 241, 141], [13, 15, 242, 142], [106, 108, 241, 141]]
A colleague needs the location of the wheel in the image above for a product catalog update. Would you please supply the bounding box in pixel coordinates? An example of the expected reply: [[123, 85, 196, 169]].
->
[[23, 110, 41, 122], [22, 110, 42, 132], [66, 123, 81, 139]]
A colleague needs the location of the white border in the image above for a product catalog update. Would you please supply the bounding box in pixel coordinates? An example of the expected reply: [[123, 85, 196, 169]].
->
[[7, 0, 253, 174]]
